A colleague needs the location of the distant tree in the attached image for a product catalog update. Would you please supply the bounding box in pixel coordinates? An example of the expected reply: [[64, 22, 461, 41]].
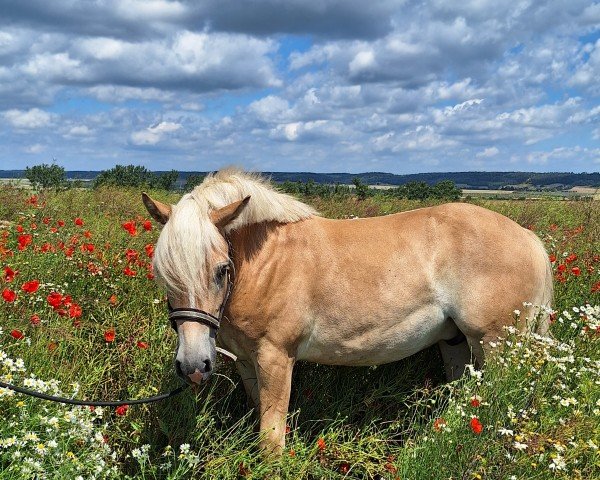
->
[[184, 174, 206, 192], [149, 170, 179, 190], [431, 180, 462, 201], [352, 177, 370, 200], [403, 181, 431, 201], [24, 163, 66, 190], [93, 165, 152, 188]]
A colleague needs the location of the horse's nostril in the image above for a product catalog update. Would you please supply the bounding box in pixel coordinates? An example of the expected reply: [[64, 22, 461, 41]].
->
[[204, 359, 212, 373]]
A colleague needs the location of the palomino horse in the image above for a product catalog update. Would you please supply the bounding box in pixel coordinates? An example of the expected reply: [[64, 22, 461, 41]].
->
[[142, 169, 552, 452]]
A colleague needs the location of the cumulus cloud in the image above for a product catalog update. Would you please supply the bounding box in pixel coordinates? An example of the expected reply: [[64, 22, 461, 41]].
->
[[130, 121, 182, 145], [0, 0, 598, 173]]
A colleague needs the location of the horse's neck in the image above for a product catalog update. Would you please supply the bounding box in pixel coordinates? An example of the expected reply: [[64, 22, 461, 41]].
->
[[228, 221, 280, 267]]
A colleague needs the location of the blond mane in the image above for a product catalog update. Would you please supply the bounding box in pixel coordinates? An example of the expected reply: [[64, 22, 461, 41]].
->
[[153, 168, 317, 302]]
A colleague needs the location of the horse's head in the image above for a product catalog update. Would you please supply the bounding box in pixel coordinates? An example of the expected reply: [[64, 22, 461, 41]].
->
[[142, 192, 249, 385]]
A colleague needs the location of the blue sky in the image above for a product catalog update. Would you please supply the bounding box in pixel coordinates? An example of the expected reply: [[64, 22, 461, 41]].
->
[[0, 0, 599, 173]]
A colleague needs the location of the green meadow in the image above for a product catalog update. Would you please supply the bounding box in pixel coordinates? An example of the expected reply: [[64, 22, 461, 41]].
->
[[0, 186, 598, 479]]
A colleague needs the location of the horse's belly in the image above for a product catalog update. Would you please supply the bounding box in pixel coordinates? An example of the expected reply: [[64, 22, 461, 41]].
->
[[296, 307, 457, 366]]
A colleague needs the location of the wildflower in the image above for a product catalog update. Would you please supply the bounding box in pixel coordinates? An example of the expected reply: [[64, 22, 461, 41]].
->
[[109, 294, 118, 305], [16, 224, 23, 233], [47, 292, 63, 308], [513, 441, 528, 451], [136, 341, 149, 349], [83, 230, 92, 238], [123, 266, 136, 277], [21, 280, 40, 294], [498, 427, 514, 436], [42, 217, 50, 224], [470, 417, 483, 435], [69, 303, 82, 319], [557, 264, 566, 273], [317, 437, 326, 451], [115, 405, 128, 416], [30, 314, 41, 326], [470, 395, 481, 407], [10, 329, 24, 340], [4, 266, 17, 282], [549, 454, 566, 471], [17, 234, 33, 251], [144, 244, 154, 258], [122, 221, 137, 236], [2, 288, 16, 302], [549, 254, 556, 263], [339, 462, 350, 474], [571, 266, 581, 276], [104, 329, 115, 342], [289, 449, 296, 457], [565, 253, 577, 263], [74, 218, 84, 226], [143, 220, 152, 231], [433, 417, 447, 431], [48, 342, 58, 351], [125, 249, 138, 262]]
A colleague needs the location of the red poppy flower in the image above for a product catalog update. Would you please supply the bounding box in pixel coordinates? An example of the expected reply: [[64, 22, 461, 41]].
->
[[592, 281, 600, 293], [57, 220, 65, 227], [109, 294, 118, 305], [2, 288, 16, 302], [136, 341, 149, 349], [339, 462, 350, 474], [115, 405, 128, 416], [47, 291, 63, 308], [10, 329, 24, 340], [17, 234, 33, 251], [16, 225, 23, 233], [565, 253, 577, 263], [122, 221, 137, 236], [74, 218, 84, 226], [104, 329, 116, 342], [144, 244, 154, 258], [4, 266, 16, 282], [571, 266, 581, 276], [317, 437, 326, 451], [557, 264, 566, 273], [470, 397, 481, 407], [84, 230, 92, 238], [470, 417, 483, 435], [69, 303, 82, 318], [30, 223, 37, 230], [433, 417, 447, 431], [143, 220, 152, 231], [48, 342, 58, 351], [85, 243, 95, 253], [21, 280, 40, 294], [30, 314, 41, 325], [27, 195, 38, 205], [50, 227, 58, 234], [72, 319, 81, 328], [41, 243, 53, 253], [549, 254, 556, 263], [64, 247, 74, 257], [125, 249, 138, 263], [123, 266, 136, 277], [42, 217, 50, 225]]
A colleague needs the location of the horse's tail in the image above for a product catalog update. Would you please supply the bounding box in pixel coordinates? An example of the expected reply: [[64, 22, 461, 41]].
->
[[530, 232, 553, 336]]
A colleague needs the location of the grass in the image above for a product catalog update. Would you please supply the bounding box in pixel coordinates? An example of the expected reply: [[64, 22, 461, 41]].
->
[[0, 187, 598, 479]]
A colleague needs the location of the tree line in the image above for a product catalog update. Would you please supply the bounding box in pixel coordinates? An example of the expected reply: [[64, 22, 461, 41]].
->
[[23, 163, 461, 200]]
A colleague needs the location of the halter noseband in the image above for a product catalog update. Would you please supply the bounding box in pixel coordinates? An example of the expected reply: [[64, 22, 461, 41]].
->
[[167, 255, 237, 362]]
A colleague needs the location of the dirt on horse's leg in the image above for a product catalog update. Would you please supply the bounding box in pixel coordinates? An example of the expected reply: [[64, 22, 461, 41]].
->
[[235, 358, 259, 409], [254, 344, 295, 455]]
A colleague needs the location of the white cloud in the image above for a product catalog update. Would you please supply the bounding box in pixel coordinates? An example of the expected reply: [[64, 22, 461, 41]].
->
[[130, 121, 182, 145], [3, 108, 54, 129], [477, 146, 499, 158]]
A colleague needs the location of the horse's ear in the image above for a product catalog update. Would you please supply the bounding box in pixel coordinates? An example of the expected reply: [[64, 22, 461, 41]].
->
[[142, 192, 171, 225], [210, 196, 251, 230]]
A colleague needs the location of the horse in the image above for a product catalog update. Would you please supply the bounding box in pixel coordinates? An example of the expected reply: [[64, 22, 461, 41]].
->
[[142, 168, 552, 453]]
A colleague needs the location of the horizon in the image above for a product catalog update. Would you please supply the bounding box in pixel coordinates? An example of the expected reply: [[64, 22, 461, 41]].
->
[[0, 2, 599, 173]]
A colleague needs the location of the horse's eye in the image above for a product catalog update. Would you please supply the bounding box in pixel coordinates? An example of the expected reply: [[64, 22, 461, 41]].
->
[[215, 264, 229, 285]]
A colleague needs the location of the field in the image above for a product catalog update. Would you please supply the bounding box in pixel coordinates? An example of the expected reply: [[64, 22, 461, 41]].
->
[[0, 187, 599, 479]]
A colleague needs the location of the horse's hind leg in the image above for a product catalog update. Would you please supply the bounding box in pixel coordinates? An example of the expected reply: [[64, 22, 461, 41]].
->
[[438, 336, 472, 381]]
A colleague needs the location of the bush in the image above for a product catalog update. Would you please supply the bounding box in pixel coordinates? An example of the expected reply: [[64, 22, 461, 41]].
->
[[24, 163, 66, 190]]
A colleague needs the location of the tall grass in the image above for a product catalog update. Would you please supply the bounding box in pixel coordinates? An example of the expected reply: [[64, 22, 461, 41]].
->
[[0, 188, 598, 479]]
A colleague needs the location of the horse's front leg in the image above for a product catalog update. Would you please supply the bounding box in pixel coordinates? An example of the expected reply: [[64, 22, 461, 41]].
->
[[235, 358, 259, 409], [254, 344, 295, 454]]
